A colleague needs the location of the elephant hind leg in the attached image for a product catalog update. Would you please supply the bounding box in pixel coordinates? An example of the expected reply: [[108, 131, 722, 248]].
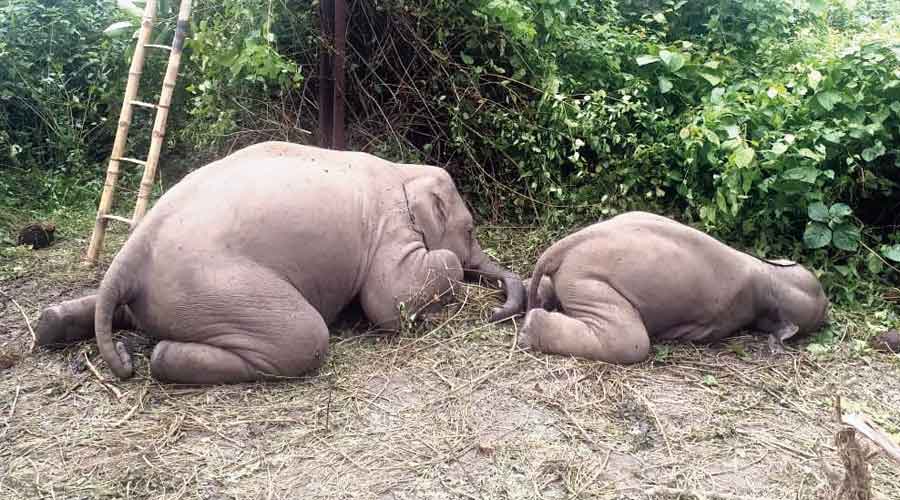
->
[[147, 274, 330, 384], [519, 280, 650, 364], [525, 276, 560, 311], [36, 293, 136, 346]]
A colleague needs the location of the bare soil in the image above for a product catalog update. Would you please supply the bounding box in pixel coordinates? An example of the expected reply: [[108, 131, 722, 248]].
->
[[1, 227, 899, 500]]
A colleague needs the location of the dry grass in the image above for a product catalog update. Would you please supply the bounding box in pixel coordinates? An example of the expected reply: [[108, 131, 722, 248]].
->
[[1, 226, 899, 500]]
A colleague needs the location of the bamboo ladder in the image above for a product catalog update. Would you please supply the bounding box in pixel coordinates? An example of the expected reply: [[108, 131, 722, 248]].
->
[[85, 0, 193, 265]]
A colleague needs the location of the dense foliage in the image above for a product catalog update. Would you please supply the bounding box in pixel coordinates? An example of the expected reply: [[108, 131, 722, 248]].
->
[[1, 0, 899, 300]]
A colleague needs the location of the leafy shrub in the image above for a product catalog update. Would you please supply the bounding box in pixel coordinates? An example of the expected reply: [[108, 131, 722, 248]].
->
[[4, 0, 900, 303], [0, 0, 134, 208]]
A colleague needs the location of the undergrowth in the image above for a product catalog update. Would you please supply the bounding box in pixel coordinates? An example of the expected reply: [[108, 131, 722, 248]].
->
[[2, 0, 900, 307]]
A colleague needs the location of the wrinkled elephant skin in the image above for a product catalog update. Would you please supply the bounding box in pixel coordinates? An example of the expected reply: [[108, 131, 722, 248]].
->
[[36, 142, 525, 384], [520, 212, 829, 364]]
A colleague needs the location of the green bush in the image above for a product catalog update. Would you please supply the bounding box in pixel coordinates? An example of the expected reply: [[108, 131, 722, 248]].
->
[[0, 0, 134, 208], [3, 0, 899, 302]]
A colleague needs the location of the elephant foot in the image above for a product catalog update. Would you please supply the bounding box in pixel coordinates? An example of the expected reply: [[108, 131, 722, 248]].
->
[[36, 305, 95, 346], [35, 306, 66, 346]]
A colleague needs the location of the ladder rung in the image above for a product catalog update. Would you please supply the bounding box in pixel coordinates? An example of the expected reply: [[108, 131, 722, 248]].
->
[[129, 100, 157, 109], [112, 156, 147, 166], [144, 44, 173, 50], [101, 214, 134, 225]]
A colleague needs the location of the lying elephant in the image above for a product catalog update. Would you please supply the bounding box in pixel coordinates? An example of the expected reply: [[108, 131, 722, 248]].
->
[[519, 211, 829, 363], [36, 142, 525, 384]]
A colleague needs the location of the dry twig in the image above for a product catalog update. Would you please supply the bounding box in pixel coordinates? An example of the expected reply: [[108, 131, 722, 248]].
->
[[83, 352, 124, 399], [0, 289, 37, 351]]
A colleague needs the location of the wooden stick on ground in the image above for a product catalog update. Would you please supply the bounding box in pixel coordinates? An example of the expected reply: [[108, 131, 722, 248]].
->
[[841, 412, 900, 466], [0, 289, 37, 351], [83, 352, 124, 400], [642, 486, 775, 500], [1, 384, 21, 439]]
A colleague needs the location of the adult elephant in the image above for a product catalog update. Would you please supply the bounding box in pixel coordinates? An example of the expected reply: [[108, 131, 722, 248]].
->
[[36, 142, 526, 384]]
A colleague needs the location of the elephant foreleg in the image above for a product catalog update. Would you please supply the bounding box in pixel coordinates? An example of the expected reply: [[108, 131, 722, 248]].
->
[[360, 249, 464, 330], [36, 293, 137, 346]]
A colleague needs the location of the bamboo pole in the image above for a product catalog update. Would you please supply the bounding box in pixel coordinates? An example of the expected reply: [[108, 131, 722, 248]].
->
[[131, 0, 193, 228], [85, 0, 158, 265]]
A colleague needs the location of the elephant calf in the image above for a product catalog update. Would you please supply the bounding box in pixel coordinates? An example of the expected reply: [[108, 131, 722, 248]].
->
[[520, 211, 829, 364], [36, 142, 525, 384]]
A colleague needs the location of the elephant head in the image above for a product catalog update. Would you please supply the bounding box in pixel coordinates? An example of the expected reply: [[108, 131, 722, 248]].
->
[[766, 259, 830, 334], [404, 169, 526, 322]]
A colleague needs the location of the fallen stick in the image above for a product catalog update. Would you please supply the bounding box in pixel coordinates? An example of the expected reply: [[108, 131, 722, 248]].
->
[[83, 352, 124, 399], [644, 486, 774, 500], [1, 384, 21, 439], [0, 289, 37, 351], [841, 412, 900, 467]]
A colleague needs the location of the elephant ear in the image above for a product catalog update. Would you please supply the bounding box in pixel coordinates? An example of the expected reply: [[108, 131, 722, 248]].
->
[[403, 175, 450, 249]]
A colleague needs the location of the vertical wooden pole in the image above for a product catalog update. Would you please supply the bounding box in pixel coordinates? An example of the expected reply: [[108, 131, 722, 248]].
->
[[85, 0, 157, 265], [318, 0, 335, 149], [332, 0, 346, 150], [131, 0, 193, 228], [318, 0, 346, 150]]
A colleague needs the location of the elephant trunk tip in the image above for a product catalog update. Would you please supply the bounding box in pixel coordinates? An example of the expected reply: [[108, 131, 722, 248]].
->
[[490, 274, 526, 322]]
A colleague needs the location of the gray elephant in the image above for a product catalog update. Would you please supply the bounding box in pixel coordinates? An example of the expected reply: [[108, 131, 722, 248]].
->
[[519, 211, 829, 363], [36, 142, 525, 384]]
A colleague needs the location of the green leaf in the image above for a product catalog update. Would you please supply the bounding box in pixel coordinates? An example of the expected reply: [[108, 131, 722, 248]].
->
[[829, 203, 852, 219], [658, 76, 673, 94], [881, 244, 900, 262], [732, 146, 755, 168], [652, 12, 667, 24], [115, 0, 144, 17], [702, 375, 719, 386], [804, 222, 832, 249], [771, 142, 789, 156], [832, 223, 860, 252], [809, 0, 827, 15], [807, 202, 829, 223], [782, 167, 820, 183], [890, 101, 900, 116], [861, 141, 886, 162], [659, 50, 685, 72], [636, 54, 660, 66], [806, 343, 830, 356], [722, 124, 740, 139], [798, 148, 824, 161], [460, 53, 474, 65], [867, 253, 884, 274], [699, 73, 722, 86], [807, 69, 823, 90], [816, 91, 841, 111], [710, 87, 725, 104], [102, 21, 134, 37], [823, 130, 845, 143]]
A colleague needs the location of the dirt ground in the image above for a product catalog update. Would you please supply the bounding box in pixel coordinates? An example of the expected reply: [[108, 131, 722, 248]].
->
[[1, 227, 899, 500]]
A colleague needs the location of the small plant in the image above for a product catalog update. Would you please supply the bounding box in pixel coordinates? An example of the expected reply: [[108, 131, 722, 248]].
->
[[653, 344, 673, 362], [804, 202, 860, 252]]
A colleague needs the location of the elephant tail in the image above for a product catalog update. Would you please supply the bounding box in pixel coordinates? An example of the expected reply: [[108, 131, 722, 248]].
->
[[527, 223, 606, 311], [94, 250, 139, 379], [527, 250, 561, 311]]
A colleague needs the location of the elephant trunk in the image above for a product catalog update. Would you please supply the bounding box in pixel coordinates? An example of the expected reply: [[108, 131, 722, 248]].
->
[[465, 242, 526, 322]]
